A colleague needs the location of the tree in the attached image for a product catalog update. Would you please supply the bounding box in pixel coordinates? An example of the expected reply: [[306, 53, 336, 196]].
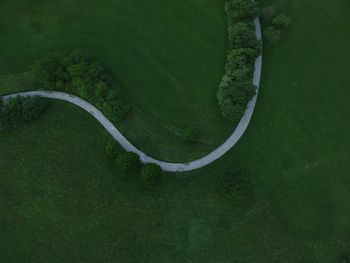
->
[[94, 82, 109, 109], [0, 96, 49, 131], [228, 22, 260, 50], [225, 48, 259, 75], [102, 98, 131, 123], [116, 152, 141, 173], [141, 163, 163, 185], [32, 51, 131, 123], [272, 14, 292, 28], [225, 0, 260, 24], [105, 141, 124, 158], [217, 81, 256, 122]]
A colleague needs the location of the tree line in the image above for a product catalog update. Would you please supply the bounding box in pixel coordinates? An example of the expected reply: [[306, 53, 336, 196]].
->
[[33, 51, 131, 123], [217, 0, 261, 123]]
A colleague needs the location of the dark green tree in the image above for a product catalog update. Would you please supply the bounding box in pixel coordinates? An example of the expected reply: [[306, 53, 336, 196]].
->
[[116, 152, 141, 173], [272, 14, 292, 28], [141, 163, 163, 185], [105, 141, 124, 158], [0, 96, 49, 131]]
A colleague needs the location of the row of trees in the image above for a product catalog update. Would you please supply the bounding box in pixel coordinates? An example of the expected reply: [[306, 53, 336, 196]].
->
[[106, 141, 163, 185], [217, 0, 261, 122], [33, 51, 131, 123], [0, 96, 49, 131]]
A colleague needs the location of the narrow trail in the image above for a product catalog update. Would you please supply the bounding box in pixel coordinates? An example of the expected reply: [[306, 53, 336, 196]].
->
[[2, 19, 262, 172]]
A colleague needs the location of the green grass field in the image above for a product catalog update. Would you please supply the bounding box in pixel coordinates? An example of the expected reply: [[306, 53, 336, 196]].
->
[[1, 0, 350, 262], [0, 0, 232, 162], [238, 0, 350, 239], [2, 101, 348, 263]]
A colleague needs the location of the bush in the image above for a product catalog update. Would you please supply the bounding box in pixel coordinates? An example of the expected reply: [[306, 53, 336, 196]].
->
[[272, 13, 292, 28], [105, 141, 124, 158], [102, 98, 131, 123], [264, 26, 281, 46], [0, 96, 49, 131], [33, 51, 131, 122], [116, 152, 142, 173], [261, 6, 292, 46], [141, 163, 163, 185], [221, 170, 249, 198]]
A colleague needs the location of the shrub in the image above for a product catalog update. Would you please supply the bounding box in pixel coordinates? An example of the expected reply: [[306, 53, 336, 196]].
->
[[116, 152, 142, 173], [228, 22, 260, 50], [264, 26, 281, 46], [221, 170, 249, 198], [102, 98, 131, 123], [272, 13, 292, 28], [32, 52, 68, 90], [141, 163, 163, 185], [0, 96, 49, 131], [105, 141, 124, 158], [225, 48, 259, 75]]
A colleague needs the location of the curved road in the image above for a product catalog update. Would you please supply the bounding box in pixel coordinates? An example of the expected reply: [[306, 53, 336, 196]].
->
[[2, 19, 262, 172]]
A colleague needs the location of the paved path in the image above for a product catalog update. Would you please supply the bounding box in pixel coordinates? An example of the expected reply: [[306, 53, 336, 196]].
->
[[2, 19, 262, 173]]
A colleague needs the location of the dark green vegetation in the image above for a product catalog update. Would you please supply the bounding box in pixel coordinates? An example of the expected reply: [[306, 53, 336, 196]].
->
[[141, 163, 163, 185], [105, 141, 123, 159], [221, 169, 249, 198], [33, 52, 131, 122], [217, 0, 260, 122], [116, 152, 142, 174], [230, 0, 350, 253], [0, 0, 231, 162], [0, 96, 49, 130], [261, 5, 291, 46], [1, 0, 350, 262], [105, 140, 163, 184]]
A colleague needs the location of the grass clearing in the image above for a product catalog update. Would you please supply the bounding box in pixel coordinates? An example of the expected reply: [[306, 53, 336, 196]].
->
[[1, 0, 350, 261], [231, 0, 350, 239], [0, 0, 231, 162]]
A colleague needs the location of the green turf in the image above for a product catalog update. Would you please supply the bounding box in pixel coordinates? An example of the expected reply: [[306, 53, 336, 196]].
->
[[1, 0, 350, 261], [0, 0, 232, 162], [1, 101, 349, 263], [231, 0, 350, 240]]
